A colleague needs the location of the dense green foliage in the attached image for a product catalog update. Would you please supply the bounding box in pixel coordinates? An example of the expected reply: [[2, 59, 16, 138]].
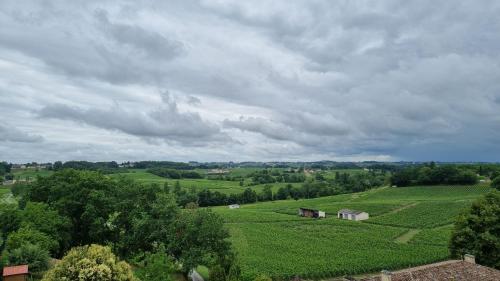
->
[[6, 243, 50, 274], [148, 167, 203, 179], [2, 169, 236, 280], [391, 163, 477, 186], [42, 244, 137, 281], [492, 176, 500, 190], [450, 191, 500, 269]]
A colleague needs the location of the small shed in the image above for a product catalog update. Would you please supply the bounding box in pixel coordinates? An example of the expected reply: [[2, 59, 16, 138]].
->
[[298, 208, 326, 218], [337, 209, 369, 221], [228, 204, 240, 209], [3, 265, 29, 281]]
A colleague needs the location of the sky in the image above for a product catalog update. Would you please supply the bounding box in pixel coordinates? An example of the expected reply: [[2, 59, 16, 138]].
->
[[1, 0, 500, 163]]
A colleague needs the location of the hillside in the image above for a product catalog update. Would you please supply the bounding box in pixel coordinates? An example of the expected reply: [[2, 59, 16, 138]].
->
[[211, 184, 491, 280]]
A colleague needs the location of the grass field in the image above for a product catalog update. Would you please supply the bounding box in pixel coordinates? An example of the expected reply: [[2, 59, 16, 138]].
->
[[109, 169, 300, 194], [211, 184, 492, 280], [12, 169, 53, 180]]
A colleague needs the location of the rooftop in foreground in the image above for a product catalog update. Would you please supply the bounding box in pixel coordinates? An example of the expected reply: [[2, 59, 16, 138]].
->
[[359, 258, 500, 281]]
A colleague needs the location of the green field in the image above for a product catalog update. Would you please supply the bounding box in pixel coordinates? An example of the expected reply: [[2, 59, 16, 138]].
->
[[109, 169, 300, 194], [211, 184, 491, 280], [12, 169, 53, 180]]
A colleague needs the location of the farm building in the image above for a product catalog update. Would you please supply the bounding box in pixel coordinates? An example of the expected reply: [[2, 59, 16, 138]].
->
[[228, 204, 240, 209], [298, 208, 326, 218], [3, 265, 29, 281], [337, 209, 369, 221]]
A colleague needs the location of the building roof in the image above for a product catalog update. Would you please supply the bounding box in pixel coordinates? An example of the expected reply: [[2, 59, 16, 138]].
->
[[3, 265, 29, 276], [360, 260, 500, 281], [300, 207, 319, 212], [338, 209, 365, 215]]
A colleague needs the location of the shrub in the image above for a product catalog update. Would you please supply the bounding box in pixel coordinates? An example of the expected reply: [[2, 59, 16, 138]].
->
[[7, 243, 50, 274], [42, 244, 137, 281]]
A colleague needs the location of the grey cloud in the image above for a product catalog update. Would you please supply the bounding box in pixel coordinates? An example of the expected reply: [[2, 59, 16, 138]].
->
[[95, 10, 184, 60], [2, 1, 500, 162], [0, 125, 43, 143], [38, 100, 226, 145]]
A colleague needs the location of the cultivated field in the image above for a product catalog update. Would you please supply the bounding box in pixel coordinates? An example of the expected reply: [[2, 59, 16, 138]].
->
[[211, 184, 492, 280]]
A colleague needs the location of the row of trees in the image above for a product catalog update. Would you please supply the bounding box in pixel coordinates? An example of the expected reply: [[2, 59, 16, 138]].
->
[[170, 171, 387, 207], [1, 169, 239, 280], [391, 164, 478, 186], [148, 167, 203, 179]]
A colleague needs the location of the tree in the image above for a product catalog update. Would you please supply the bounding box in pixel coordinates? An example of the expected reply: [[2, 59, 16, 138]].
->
[[42, 244, 138, 281], [168, 209, 232, 277], [134, 245, 175, 281], [492, 176, 500, 190], [19, 202, 71, 255], [7, 243, 50, 274], [450, 191, 500, 269], [52, 161, 63, 171], [5, 226, 59, 254]]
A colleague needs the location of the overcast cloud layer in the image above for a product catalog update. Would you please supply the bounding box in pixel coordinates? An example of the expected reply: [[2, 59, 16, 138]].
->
[[1, 0, 500, 163]]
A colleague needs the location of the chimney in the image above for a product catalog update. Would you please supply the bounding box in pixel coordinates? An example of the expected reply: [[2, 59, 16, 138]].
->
[[381, 270, 392, 281], [464, 254, 475, 264]]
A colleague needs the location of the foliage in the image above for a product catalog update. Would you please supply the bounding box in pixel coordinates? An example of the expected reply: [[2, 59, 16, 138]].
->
[[492, 176, 500, 190], [391, 164, 477, 187], [450, 191, 500, 269], [0, 203, 20, 243], [7, 243, 50, 274], [134, 245, 175, 281], [5, 226, 58, 254], [19, 202, 71, 255], [148, 167, 203, 179], [169, 209, 232, 275], [253, 275, 272, 281], [42, 244, 138, 281]]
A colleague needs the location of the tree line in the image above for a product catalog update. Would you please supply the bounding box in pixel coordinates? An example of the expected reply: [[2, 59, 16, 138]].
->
[[391, 163, 479, 186]]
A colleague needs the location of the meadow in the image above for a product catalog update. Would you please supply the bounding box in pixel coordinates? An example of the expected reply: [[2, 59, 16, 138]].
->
[[211, 184, 491, 280]]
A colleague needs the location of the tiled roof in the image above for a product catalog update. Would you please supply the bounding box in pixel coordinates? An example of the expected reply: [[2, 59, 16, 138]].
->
[[360, 260, 500, 281], [3, 265, 29, 276]]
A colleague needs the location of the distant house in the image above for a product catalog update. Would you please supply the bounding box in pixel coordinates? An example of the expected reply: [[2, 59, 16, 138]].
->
[[228, 204, 240, 209], [207, 169, 229, 175], [3, 264, 29, 281], [337, 209, 369, 221], [298, 208, 326, 218]]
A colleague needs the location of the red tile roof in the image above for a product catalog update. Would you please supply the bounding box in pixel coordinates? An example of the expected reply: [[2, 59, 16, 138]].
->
[[3, 265, 29, 276], [360, 260, 500, 281]]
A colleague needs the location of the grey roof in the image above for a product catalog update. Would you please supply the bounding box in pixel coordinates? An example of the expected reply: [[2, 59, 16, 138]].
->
[[338, 209, 365, 215]]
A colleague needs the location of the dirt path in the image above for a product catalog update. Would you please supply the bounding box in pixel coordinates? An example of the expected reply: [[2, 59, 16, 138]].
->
[[394, 229, 421, 244]]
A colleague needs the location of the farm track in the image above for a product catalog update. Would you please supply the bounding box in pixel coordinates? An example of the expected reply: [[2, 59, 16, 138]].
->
[[394, 229, 421, 244]]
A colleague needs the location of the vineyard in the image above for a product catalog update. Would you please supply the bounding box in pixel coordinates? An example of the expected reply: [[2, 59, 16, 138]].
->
[[212, 184, 492, 280]]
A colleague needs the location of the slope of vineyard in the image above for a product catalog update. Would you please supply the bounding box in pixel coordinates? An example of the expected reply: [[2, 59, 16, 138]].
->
[[213, 184, 491, 280]]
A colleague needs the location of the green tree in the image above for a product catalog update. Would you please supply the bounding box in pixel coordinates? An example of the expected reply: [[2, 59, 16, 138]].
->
[[450, 191, 500, 268], [492, 176, 500, 190], [208, 265, 226, 281], [134, 245, 175, 281], [42, 244, 137, 281], [7, 243, 50, 274], [5, 226, 59, 254], [19, 202, 71, 255], [169, 209, 231, 277]]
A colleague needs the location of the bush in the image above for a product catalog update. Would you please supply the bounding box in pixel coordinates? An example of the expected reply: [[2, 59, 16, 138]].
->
[[42, 244, 137, 281], [5, 226, 58, 254], [492, 176, 500, 190], [7, 243, 50, 274]]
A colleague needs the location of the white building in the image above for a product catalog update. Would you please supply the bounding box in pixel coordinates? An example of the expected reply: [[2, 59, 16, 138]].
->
[[337, 209, 369, 221], [228, 204, 240, 209]]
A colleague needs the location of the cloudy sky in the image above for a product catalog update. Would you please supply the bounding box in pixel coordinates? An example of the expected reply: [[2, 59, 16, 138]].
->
[[1, 0, 500, 163]]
